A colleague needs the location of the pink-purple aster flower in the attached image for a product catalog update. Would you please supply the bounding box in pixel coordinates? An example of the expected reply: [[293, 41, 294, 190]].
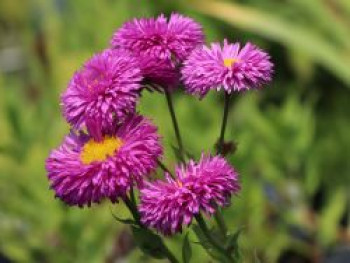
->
[[111, 13, 204, 62], [139, 154, 240, 235], [110, 13, 203, 90], [61, 49, 142, 130], [138, 55, 179, 89], [182, 40, 273, 97], [45, 115, 162, 207]]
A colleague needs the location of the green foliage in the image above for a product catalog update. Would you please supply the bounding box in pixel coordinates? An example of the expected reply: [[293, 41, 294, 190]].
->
[[182, 233, 192, 263], [0, 0, 349, 262], [131, 226, 167, 260]]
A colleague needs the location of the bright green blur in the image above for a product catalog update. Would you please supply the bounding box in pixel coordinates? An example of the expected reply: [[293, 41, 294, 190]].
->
[[0, 0, 349, 262]]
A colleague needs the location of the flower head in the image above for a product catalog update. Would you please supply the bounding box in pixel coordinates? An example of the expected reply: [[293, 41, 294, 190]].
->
[[182, 40, 273, 97], [138, 55, 180, 90], [45, 115, 162, 207], [61, 49, 142, 130], [139, 154, 240, 235], [111, 13, 204, 63]]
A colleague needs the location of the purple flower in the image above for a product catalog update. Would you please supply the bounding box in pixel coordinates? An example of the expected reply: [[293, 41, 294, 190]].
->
[[138, 55, 180, 90], [45, 115, 162, 207], [139, 154, 240, 235], [110, 13, 204, 90], [111, 13, 204, 62], [182, 40, 273, 97], [61, 49, 142, 130]]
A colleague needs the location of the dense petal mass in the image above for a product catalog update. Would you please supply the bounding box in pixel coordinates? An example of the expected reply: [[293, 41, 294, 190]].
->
[[182, 40, 273, 97], [45, 115, 162, 207], [111, 13, 204, 62], [139, 154, 240, 235], [111, 13, 204, 90], [61, 49, 142, 129], [138, 55, 179, 89]]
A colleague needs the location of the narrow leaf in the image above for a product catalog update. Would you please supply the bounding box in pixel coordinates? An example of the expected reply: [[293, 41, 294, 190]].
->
[[131, 226, 167, 259], [182, 233, 192, 263]]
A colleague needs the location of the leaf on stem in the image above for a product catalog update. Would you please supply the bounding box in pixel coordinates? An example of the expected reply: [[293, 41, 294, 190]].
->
[[225, 227, 244, 260], [131, 226, 167, 259], [110, 210, 137, 226], [182, 233, 192, 263]]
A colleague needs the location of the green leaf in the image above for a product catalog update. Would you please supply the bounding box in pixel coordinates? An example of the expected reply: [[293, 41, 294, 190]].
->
[[190, 0, 350, 86], [109, 207, 137, 225], [225, 228, 244, 260], [131, 226, 167, 259], [192, 225, 211, 250], [192, 225, 225, 262], [182, 233, 192, 263]]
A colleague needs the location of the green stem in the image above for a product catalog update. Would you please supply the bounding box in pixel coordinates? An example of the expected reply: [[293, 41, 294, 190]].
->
[[123, 195, 179, 263], [217, 92, 232, 154], [164, 89, 185, 162], [214, 208, 228, 237], [214, 92, 232, 238], [195, 214, 234, 262], [162, 246, 179, 263], [157, 159, 175, 179], [123, 195, 141, 226]]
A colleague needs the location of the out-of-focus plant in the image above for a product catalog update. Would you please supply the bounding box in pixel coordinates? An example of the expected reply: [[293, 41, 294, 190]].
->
[[0, 0, 349, 262], [189, 0, 350, 87]]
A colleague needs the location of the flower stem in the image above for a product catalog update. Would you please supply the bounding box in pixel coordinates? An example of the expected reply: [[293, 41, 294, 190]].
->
[[214, 208, 228, 237], [164, 89, 185, 162], [157, 159, 175, 179], [214, 92, 232, 238], [195, 214, 234, 262], [123, 195, 141, 226], [123, 195, 179, 263], [162, 246, 179, 263], [217, 92, 232, 154]]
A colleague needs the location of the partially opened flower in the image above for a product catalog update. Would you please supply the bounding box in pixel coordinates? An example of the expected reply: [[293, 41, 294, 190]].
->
[[182, 40, 273, 98], [111, 13, 204, 62], [139, 154, 240, 235], [62, 49, 142, 130], [45, 115, 162, 207]]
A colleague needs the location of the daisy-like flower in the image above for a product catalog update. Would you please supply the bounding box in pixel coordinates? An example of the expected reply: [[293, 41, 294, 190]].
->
[[138, 55, 179, 90], [61, 49, 142, 130], [45, 115, 162, 207], [111, 13, 204, 62], [111, 13, 204, 90], [139, 154, 240, 235], [182, 40, 273, 98]]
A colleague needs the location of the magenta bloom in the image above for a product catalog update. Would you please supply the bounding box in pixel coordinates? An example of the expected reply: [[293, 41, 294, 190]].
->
[[182, 40, 273, 97], [111, 13, 203, 89], [139, 154, 240, 235], [45, 115, 162, 207], [62, 49, 142, 130], [111, 13, 204, 62], [138, 55, 179, 89]]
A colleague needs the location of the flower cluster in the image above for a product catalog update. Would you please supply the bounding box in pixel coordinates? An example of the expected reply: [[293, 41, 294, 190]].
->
[[46, 13, 273, 239]]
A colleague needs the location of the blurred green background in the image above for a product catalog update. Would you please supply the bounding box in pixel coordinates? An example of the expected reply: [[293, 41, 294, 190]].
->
[[0, 0, 349, 262]]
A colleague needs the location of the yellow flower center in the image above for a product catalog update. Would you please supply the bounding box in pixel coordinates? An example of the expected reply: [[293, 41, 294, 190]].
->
[[80, 136, 123, 164], [223, 58, 239, 68], [176, 180, 183, 187]]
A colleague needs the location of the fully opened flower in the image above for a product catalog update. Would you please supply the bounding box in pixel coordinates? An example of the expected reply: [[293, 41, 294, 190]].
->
[[62, 49, 142, 130], [182, 40, 273, 97], [111, 13, 204, 62], [138, 55, 180, 89], [45, 115, 162, 207], [139, 154, 240, 235], [111, 13, 204, 90]]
